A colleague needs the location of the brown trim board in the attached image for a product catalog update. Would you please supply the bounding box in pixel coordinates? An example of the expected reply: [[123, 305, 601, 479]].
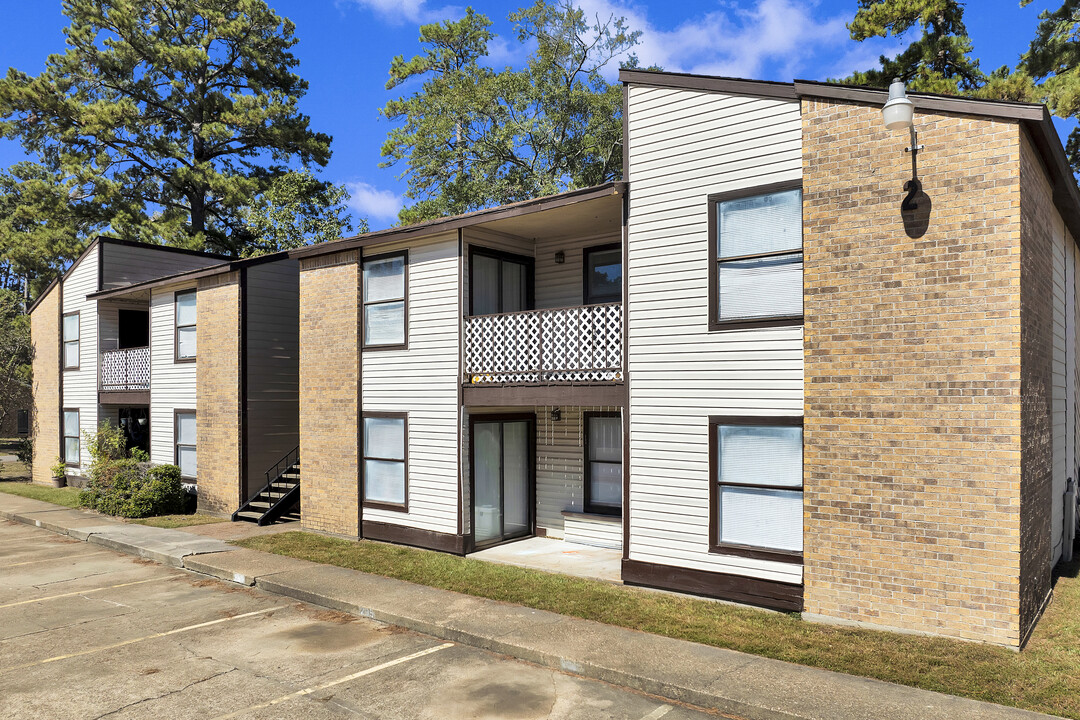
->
[[362, 520, 467, 555], [99, 391, 150, 405], [621, 559, 803, 612], [463, 383, 625, 407], [619, 69, 797, 100]]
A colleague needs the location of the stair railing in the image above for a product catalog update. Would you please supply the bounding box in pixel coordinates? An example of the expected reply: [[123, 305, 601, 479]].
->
[[231, 445, 300, 522]]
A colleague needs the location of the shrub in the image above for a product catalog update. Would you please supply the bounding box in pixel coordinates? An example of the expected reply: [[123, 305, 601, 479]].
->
[[16, 436, 32, 465], [77, 423, 187, 518]]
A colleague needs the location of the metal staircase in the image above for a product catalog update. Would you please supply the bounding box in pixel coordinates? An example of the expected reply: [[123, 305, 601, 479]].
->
[[232, 446, 300, 525]]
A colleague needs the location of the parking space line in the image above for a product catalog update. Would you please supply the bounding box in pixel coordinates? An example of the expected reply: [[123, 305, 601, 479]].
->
[[641, 705, 673, 719], [0, 552, 104, 569], [211, 642, 455, 719], [0, 577, 167, 609], [0, 605, 287, 673]]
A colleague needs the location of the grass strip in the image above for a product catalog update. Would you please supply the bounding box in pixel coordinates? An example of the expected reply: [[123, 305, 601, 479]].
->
[[0, 480, 81, 508], [130, 514, 227, 529], [237, 530, 1080, 719]]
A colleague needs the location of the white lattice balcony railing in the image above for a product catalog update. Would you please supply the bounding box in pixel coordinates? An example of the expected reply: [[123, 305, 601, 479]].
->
[[464, 302, 623, 384], [100, 347, 150, 391]]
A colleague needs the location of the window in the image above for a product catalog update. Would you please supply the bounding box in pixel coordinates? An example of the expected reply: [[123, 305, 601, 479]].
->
[[709, 416, 803, 563], [62, 312, 80, 370], [708, 182, 803, 330], [175, 290, 197, 361], [362, 413, 407, 510], [175, 410, 196, 479], [583, 244, 622, 305], [363, 251, 407, 349], [63, 409, 80, 466], [469, 247, 533, 316], [584, 412, 622, 516]]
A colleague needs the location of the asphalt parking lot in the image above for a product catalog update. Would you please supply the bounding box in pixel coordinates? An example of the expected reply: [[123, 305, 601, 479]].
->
[[0, 520, 723, 719]]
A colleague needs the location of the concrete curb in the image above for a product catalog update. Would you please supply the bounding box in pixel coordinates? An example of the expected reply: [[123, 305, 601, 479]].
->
[[0, 496, 1062, 720]]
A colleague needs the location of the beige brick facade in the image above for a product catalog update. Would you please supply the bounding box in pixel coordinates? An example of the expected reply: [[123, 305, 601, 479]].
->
[[30, 286, 60, 486], [196, 273, 241, 516], [298, 252, 360, 537], [801, 97, 1027, 646]]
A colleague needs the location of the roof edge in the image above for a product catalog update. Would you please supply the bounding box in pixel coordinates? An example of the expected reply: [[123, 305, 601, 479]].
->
[[792, 80, 1045, 121], [87, 250, 291, 301], [619, 69, 797, 101], [290, 181, 626, 260]]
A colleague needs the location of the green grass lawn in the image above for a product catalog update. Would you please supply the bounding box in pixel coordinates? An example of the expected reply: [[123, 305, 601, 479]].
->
[[0, 479, 81, 507], [130, 514, 227, 529], [237, 530, 1080, 719]]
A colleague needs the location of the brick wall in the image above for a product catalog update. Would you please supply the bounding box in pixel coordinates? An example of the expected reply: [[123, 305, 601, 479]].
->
[[30, 286, 60, 485], [299, 251, 360, 537], [196, 273, 241, 516], [1018, 129, 1055, 642], [801, 97, 1025, 646]]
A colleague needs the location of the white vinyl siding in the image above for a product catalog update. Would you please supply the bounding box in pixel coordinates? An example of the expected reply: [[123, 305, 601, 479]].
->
[[149, 283, 198, 470], [625, 83, 803, 585], [1052, 215, 1070, 563], [361, 234, 460, 534], [61, 243, 99, 468]]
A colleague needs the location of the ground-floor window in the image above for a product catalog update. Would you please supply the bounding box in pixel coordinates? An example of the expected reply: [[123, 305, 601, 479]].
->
[[63, 408, 80, 466], [362, 412, 408, 510], [708, 415, 803, 563], [175, 410, 196, 479], [584, 412, 622, 516]]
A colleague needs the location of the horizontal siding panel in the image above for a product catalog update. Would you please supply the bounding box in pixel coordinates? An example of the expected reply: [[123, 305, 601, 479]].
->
[[61, 244, 100, 468], [625, 82, 803, 585], [149, 283, 198, 470]]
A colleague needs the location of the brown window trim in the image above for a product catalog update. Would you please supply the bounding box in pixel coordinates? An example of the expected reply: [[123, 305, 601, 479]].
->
[[174, 408, 196, 480], [362, 411, 409, 512], [708, 414, 803, 565], [582, 242, 622, 306], [707, 180, 804, 332], [583, 411, 622, 517], [62, 311, 80, 370], [362, 250, 409, 351], [63, 407, 80, 467], [174, 289, 196, 363], [467, 245, 535, 317]]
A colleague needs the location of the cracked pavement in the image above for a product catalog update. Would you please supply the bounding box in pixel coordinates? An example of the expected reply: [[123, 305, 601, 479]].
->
[[0, 520, 720, 719]]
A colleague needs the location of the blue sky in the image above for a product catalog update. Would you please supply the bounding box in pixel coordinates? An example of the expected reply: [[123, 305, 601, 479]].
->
[[0, 0, 1065, 229]]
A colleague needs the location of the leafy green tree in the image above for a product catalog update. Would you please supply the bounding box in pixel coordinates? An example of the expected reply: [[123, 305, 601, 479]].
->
[[239, 171, 361, 257], [841, 0, 985, 93], [1021, 0, 1080, 173], [0, 0, 332, 256], [0, 162, 90, 297], [381, 1, 640, 224], [0, 288, 32, 432]]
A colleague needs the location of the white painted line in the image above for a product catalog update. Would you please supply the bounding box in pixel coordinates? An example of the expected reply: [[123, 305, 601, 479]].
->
[[211, 642, 455, 719], [0, 605, 287, 673], [0, 576, 166, 609], [640, 705, 673, 720], [0, 552, 104, 570]]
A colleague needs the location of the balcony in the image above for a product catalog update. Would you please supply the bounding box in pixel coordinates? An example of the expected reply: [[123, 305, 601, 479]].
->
[[464, 303, 623, 385], [100, 346, 150, 392]]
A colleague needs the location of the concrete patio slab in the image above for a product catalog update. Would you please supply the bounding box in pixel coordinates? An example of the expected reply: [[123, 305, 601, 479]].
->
[[470, 536, 622, 583]]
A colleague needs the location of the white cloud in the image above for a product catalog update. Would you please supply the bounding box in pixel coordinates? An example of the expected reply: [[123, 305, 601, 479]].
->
[[342, 0, 461, 26], [574, 0, 856, 82], [345, 181, 404, 226]]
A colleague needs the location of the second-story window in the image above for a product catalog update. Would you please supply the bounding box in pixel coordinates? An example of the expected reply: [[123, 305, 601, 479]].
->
[[709, 183, 803, 330], [363, 251, 407, 349], [584, 244, 622, 305], [62, 312, 80, 370], [470, 247, 533, 316], [175, 289, 197, 361]]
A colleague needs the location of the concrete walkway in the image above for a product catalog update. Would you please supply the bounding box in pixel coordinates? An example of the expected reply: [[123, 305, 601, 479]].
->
[[0, 493, 1062, 720]]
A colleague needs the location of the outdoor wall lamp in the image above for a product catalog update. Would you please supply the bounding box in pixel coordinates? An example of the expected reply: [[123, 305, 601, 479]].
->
[[554, 250, 565, 264], [551, 408, 561, 421], [882, 78, 924, 210]]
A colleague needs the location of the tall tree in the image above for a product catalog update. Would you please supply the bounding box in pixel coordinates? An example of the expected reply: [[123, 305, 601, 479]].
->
[[0, 0, 332, 256], [1021, 0, 1080, 174], [238, 171, 361, 257], [0, 162, 89, 298], [381, 1, 640, 224], [841, 0, 984, 93], [0, 288, 31, 432]]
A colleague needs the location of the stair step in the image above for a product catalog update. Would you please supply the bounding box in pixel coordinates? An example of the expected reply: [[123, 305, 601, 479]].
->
[[235, 511, 262, 522]]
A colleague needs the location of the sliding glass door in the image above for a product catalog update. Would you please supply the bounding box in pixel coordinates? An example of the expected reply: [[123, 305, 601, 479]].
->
[[472, 416, 534, 547]]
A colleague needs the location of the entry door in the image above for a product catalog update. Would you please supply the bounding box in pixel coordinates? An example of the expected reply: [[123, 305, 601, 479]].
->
[[473, 417, 533, 547]]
